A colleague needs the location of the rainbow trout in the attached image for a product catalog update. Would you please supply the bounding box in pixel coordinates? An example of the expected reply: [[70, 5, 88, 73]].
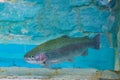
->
[[24, 34, 100, 67]]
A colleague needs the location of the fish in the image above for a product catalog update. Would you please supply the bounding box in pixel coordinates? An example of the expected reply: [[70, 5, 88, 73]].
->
[[24, 34, 100, 67]]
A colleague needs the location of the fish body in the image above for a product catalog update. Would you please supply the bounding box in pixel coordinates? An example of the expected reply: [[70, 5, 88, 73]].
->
[[24, 34, 100, 67]]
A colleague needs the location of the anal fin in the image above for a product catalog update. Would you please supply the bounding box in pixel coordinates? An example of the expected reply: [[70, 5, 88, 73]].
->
[[68, 59, 73, 62], [82, 50, 88, 56]]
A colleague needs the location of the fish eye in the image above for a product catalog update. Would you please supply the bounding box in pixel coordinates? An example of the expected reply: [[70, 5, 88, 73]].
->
[[43, 61, 46, 64]]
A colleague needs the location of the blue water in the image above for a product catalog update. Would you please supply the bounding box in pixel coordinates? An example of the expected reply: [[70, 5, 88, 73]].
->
[[0, 43, 115, 70], [0, 0, 118, 70]]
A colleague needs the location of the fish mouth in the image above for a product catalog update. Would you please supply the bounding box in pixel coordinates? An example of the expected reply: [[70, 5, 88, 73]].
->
[[24, 57, 37, 64], [24, 57, 46, 65]]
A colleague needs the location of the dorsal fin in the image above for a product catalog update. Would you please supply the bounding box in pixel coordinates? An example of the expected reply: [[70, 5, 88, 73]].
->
[[61, 35, 70, 38], [83, 36, 89, 39]]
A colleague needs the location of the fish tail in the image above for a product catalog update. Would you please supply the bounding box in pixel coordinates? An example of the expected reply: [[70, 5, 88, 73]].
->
[[92, 34, 100, 49]]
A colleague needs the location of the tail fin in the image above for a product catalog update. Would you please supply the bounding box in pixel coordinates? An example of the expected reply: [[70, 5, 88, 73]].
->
[[92, 34, 100, 49]]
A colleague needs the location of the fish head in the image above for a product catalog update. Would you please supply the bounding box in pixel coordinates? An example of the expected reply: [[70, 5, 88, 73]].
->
[[24, 52, 47, 65]]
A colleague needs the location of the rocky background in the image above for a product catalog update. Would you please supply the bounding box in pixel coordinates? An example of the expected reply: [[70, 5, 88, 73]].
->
[[0, 0, 119, 70], [0, 0, 113, 45]]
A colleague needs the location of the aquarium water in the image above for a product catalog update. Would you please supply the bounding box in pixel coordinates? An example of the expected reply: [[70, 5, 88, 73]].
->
[[0, 0, 119, 70]]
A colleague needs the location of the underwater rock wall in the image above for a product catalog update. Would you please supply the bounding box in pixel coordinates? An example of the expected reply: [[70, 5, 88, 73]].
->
[[0, 0, 113, 45], [117, 1, 120, 71]]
